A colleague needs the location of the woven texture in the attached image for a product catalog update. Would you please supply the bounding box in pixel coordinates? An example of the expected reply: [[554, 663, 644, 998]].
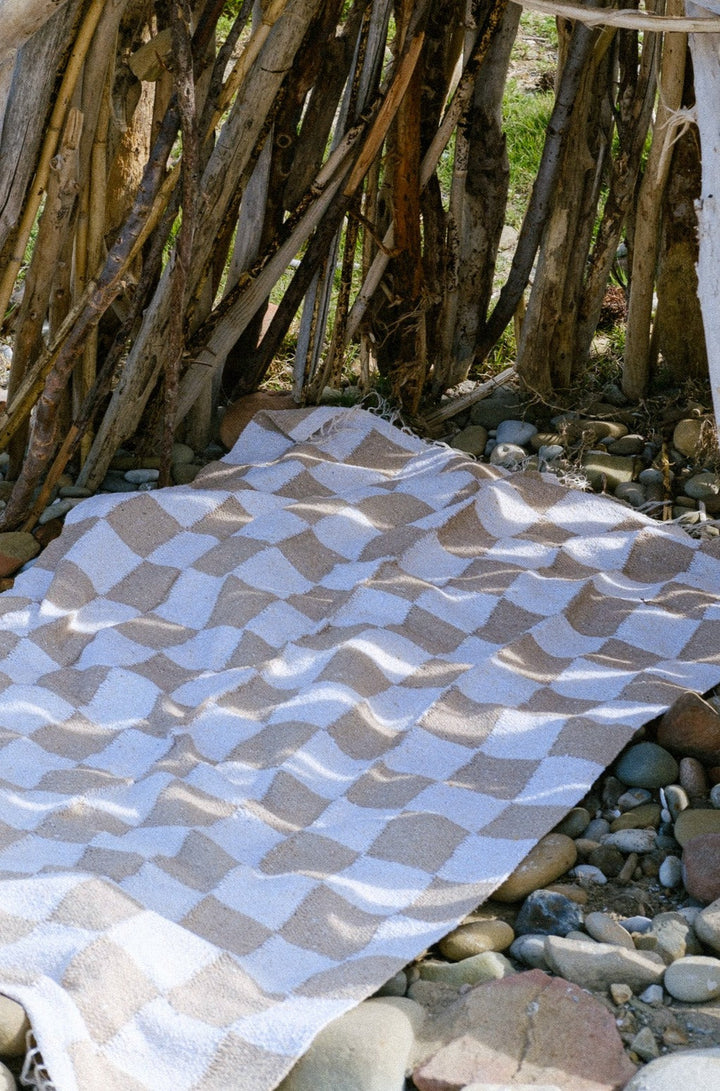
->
[[0, 406, 718, 1090]]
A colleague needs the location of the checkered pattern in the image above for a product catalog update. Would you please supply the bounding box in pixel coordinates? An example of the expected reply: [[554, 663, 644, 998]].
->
[[0, 406, 718, 1090]]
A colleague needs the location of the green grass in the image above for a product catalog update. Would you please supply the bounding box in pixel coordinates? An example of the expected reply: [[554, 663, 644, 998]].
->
[[502, 77, 555, 229]]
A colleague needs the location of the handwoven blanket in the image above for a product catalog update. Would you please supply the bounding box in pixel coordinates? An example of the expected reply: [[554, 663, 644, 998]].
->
[[0, 405, 719, 1090]]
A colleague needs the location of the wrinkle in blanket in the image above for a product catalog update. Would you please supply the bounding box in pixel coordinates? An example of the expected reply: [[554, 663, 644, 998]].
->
[[0, 406, 718, 1089]]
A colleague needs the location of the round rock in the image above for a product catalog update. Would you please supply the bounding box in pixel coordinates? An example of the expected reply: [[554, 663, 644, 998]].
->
[[682, 832, 720, 903], [694, 899, 720, 954], [657, 690, 720, 766], [438, 918, 514, 961], [489, 442, 527, 468], [0, 995, 29, 1056], [664, 956, 720, 1003], [277, 997, 423, 1091], [622, 1048, 720, 1091], [543, 936, 665, 992], [495, 419, 538, 446], [684, 472, 720, 512], [614, 741, 679, 789], [554, 807, 590, 838], [493, 834, 577, 903], [418, 951, 514, 987], [452, 425, 489, 457], [601, 828, 657, 855], [584, 912, 635, 950], [514, 889, 584, 937], [674, 809, 720, 845]]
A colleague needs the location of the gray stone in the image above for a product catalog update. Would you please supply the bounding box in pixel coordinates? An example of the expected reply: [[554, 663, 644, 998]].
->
[[489, 441, 527, 468], [673, 417, 712, 458], [647, 911, 702, 964], [554, 807, 590, 838], [584, 818, 611, 841], [684, 472, 720, 512], [544, 936, 666, 992], [375, 971, 407, 998], [629, 1025, 660, 1061], [622, 1048, 720, 1091], [451, 425, 489, 457], [514, 889, 584, 937], [277, 997, 423, 1091], [38, 499, 73, 524], [571, 864, 607, 885], [58, 485, 93, 499], [662, 784, 689, 821], [495, 419, 538, 446], [601, 828, 657, 854], [537, 444, 564, 466], [171, 442, 196, 465], [125, 467, 160, 485], [614, 482, 647, 507], [663, 956, 720, 1002], [694, 899, 720, 954], [617, 788, 653, 811], [470, 387, 526, 429], [438, 918, 514, 961], [638, 984, 665, 1006], [658, 855, 683, 889], [509, 934, 550, 970], [100, 473, 137, 493], [581, 451, 637, 490], [584, 912, 635, 950], [623, 916, 653, 934], [607, 434, 646, 456], [614, 741, 679, 789], [418, 951, 515, 987], [711, 783, 720, 809]]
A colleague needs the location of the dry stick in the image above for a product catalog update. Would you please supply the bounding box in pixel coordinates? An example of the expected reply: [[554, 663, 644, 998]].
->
[[0, 107, 181, 529], [0, 0, 105, 326], [344, 0, 508, 345], [473, 15, 598, 366], [422, 364, 517, 425], [518, 0, 720, 32], [622, 2, 686, 401], [160, 0, 199, 490]]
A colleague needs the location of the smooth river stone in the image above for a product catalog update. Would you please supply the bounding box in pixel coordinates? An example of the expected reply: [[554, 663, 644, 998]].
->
[[664, 956, 720, 1002], [609, 803, 661, 831], [657, 690, 720, 765], [493, 835, 577, 903], [614, 742, 679, 789], [438, 918, 514, 961], [674, 809, 720, 845], [418, 951, 515, 987], [543, 936, 666, 992]]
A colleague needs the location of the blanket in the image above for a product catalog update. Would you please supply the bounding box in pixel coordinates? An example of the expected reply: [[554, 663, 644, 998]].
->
[[0, 405, 718, 1090]]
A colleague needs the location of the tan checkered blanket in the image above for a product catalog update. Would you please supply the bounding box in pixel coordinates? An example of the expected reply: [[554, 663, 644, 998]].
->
[[0, 406, 718, 1090]]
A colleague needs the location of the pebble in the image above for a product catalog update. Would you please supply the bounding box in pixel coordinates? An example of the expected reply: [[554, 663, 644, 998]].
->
[[663, 956, 720, 1002], [554, 807, 590, 838], [375, 970, 407, 997], [544, 936, 666, 992], [513, 890, 584, 937], [630, 1025, 660, 1061], [570, 864, 607, 885], [610, 803, 661, 831], [615, 481, 646, 507], [584, 817, 611, 841], [711, 783, 720, 808], [639, 984, 665, 1005], [171, 442, 196, 465], [495, 419, 537, 446], [601, 828, 657, 854], [537, 443, 564, 466], [492, 834, 577, 902], [623, 916, 654, 934], [622, 1048, 720, 1091], [617, 788, 653, 811], [684, 472, 720, 511], [694, 899, 720, 954], [278, 997, 423, 1091], [657, 691, 720, 766], [38, 499, 74, 525], [584, 912, 635, 950], [418, 951, 514, 987], [682, 833, 720, 903], [452, 425, 489, 456], [438, 918, 514, 961], [614, 742, 679, 789], [648, 911, 702, 963], [489, 441, 527, 468], [674, 809, 720, 845], [469, 387, 526, 428], [658, 855, 683, 889], [610, 982, 633, 1004], [0, 996, 30, 1056], [509, 934, 549, 970], [581, 451, 637, 490], [607, 434, 646, 456], [0, 1064, 14, 1091], [124, 467, 160, 485], [587, 843, 625, 877], [661, 784, 689, 821], [673, 417, 708, 458]]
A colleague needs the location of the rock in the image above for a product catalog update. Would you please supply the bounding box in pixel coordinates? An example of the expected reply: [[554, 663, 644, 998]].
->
[[658, 855, 683, 889], [554, 807, 591, 838], [712, 783, 720, 808], [609, 803, 661, 831], [469, 387, 527, 429], [0, 532, 41, 577], [509, 934, 550, 970], [172, 463, 201, 485], [277, 997, 423, 1091], [100, 473, 137, 493], [0, 1063, 14, 1091], [437, 919, 514, 961], [657, 690, 720, 766], [220, 390, 298, 450], [587, 843, 626, 878], [493, 834, 577, 903], [617, 788, 653, 811], [622, 1048, 720, 1091], [489, 441, 527, 468], [639, 984, 665, 1006], [682, 833, 720, 903], [495, 419, 538, 446], [451, 426, 489, 457], [584, 818, 611, 841], [375, 971, 408, 998], [607, 434, 646, 456], [647, 911, 701, 964], [673, 417, 711, 458], [38, 499, 74, 525], [629, 1025, 660, 1062], [514, 890, 584, 938], [583, 912, 635, 950], [663, 956, 720, 1002], [601, 828, 657, 854], [411, 970, 636, 1091], [622, 916, 653, 935], [0, 995, 29, 1056], [171, 442, 195, 465], [124, 467, 160, 485], [694, 899, 720, 954], [537, 444, 564, 466], [661, 784, 689, 821], [614, 742, 679, 789], [418, 952, 515, 987], [615, 482, 646, 507], [570, 864, 607, 886], [581, 451, 637, 491], [684, 472, 720, 512], [610, 982, 633, 1004], [674, 809, 720, 845], [543, 936, 666, 992]]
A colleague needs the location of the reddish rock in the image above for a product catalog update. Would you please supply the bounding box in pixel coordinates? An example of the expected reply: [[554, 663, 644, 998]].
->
[[0, 531, 41, 577], [412, 969, 636, 1091], [679, 756, 709, 799], [219, 389, 298, 450], [656, 691, 720, 766], [682, 833, 720, 904]]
